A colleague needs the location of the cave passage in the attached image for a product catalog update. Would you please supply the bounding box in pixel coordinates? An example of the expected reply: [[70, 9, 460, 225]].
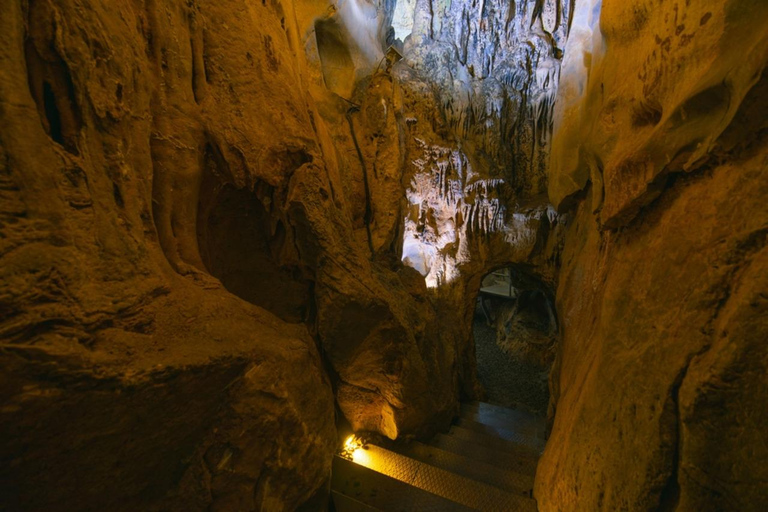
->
[[197, 180, 312, 324], [4, 0, 766, 509], [474, 267, 558, 415]]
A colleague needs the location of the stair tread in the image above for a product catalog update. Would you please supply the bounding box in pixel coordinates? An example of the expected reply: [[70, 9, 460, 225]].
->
[[461, 401, 543, 421], [461, 402, 546, 438], [449, 423, 544, 457], [331, 490, 382, 512], [455, 417, 546, 452], [339, 446, 537, 512], [390, 440, 535, 495], [429, 433, 539, 476], [333, 456, 473, 512], [332, 403, 548, 511]]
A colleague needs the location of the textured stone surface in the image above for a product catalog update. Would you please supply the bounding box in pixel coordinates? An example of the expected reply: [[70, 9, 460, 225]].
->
[[395, 0, 572, 289], [536, 0, 768, 509], [405, 0, 572, 195], [4, 0, 766, 509], [309, 0, 569, 439], [0, 0, 338, 509], [550, 0, 768, 226], [538, 142, 768, 511]]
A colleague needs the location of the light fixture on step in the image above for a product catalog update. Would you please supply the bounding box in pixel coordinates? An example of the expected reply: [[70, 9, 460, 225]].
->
[[340, 435, 368, 462]]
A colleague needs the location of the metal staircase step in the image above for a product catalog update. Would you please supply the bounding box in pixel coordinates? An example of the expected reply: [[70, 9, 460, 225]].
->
[[461, 402, 546, 439], [390, 440, 535, 496], [428, 433, 539, 476], [332, 456, 473, 512], [340, 445, 537, 512], [332, 402, 547, 511], [463, 401, 543, 425], [331, 490, 382, 512], [443, 427, 540, 472], [455, 417, 546, 452], [448, 424, 544, 458]]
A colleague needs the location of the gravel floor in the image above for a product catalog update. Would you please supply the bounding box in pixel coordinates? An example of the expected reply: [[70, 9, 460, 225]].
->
[[473, 301, 550, 415]]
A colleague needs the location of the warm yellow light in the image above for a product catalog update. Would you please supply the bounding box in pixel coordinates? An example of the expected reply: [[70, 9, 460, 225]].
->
[[341, 435, 366, 461], [344, 435, 359, 452], [351, 446, 369, 464]]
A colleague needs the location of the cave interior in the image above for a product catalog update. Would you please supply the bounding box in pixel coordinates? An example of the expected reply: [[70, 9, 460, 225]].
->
[[1, 0, 767, 510]]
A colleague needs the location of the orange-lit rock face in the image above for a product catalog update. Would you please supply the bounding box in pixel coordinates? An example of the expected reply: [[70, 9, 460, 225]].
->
[[550, 0, 768, 226], [536, 0, 768, 510], [537, 146, 768, 511], [1, 0, 338, 509]]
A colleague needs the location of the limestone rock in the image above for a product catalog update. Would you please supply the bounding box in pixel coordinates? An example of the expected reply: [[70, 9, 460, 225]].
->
[[495, 289, 558, 368], [536, 0, 768, 509], [0, 0, 337, 509], [549, 0, 768, 227], [405, 0, 573, 198]]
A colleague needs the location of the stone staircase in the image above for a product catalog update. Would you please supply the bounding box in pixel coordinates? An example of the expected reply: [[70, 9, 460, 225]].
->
[[331, 401, 546, 511]]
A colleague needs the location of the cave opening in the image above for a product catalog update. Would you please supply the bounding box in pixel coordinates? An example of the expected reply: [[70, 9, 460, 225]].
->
[[197, 181, 313, 324], [196, 145, 312, 324], [474, 266, 558, 417]]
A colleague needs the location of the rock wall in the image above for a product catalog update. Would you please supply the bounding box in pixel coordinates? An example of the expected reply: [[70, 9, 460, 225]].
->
[[5, 0, 764, 509], [405, 0, 572, 196], [395, 0, 572, 288], [536, 0, 768, 509], [1, 0, 343, 509], [307, 0, 570, 437]]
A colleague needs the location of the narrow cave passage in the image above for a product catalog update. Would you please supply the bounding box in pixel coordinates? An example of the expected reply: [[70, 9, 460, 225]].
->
[[331, 266, 558, 510], [474, 268, 558, 416], [4, 0, 766, 510]]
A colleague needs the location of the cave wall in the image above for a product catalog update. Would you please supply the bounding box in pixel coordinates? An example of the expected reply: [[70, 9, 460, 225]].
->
[[405, 0, 573, 195], [4, 0, 765, 509], [0, 0, 340, 509], [392, 0, 572, 289], [536, 0, 768, 509]]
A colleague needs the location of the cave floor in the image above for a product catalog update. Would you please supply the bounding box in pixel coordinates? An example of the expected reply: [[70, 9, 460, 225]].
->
[[473, 302, 549, 416]]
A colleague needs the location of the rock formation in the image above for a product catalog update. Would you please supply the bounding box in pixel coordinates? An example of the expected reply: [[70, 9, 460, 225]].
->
[[1, 0, 339, 509], [537, 0, 768, 509], [1, 0, 766, 510]]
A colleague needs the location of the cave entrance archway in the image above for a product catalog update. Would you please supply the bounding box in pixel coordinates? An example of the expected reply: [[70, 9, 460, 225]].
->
[[473, 267, 558, 416]]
